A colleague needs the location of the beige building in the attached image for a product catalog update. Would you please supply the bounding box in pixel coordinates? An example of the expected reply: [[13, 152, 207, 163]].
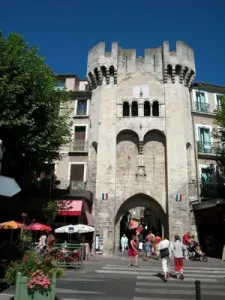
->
[[55, 42, 225, 254]]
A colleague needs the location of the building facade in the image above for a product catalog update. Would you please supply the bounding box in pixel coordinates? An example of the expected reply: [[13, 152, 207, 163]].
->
[[55, 42, 225, 254]]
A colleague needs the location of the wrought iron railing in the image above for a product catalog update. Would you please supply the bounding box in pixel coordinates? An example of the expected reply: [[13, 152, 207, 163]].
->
[[55, 180, 87, 190], [76, 108, 87, 115], [70, 140, 88, 152], [200, 182, 225, 200], [197, 141, 220, 155], [194, 102, 210, 113]]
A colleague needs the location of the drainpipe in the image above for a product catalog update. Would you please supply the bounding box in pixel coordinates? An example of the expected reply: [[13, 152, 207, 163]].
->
[[190, 84, 201, 202]]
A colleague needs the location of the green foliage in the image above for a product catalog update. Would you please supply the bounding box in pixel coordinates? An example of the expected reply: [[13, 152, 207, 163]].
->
[[213, 96, 225, 175], [0, 31, 72, 183], [4, 251, 64, 286], [43, 201, 58, 224]]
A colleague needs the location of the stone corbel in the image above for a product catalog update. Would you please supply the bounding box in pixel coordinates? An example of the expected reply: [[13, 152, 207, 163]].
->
[[136, 165, 146, 177]]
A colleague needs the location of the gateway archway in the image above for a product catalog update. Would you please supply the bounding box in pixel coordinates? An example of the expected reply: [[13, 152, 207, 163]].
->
[[115, 193, 168, 251]]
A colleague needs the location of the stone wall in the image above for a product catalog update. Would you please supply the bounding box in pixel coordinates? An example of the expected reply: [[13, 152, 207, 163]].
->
[[87, 41, 198, 254]]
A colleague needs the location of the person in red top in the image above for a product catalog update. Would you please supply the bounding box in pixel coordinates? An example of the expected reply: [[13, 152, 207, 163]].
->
[[154, 232, 162, 254], [182, 232, 190, 246], [128, 235, 139, 267]]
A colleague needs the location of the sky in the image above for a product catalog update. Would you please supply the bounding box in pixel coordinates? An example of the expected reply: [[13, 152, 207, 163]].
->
[[1, 0, 225, 85]]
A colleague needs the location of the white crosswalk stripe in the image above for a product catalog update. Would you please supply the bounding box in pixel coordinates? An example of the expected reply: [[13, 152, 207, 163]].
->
[[96, 264, 225, 299]]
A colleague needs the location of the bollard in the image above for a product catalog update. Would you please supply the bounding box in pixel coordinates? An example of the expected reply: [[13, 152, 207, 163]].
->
[[195, 280, 201, 300]]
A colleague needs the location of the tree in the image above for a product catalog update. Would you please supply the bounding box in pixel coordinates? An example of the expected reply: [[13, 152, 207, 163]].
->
[[0, 32, 71, 186], [213, 96, 225, 174]]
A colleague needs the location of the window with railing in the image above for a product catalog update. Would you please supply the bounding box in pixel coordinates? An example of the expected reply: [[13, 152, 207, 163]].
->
[[69, 164, 86, 190], [76, 100, 87, 115], [71, 126, 88, 152], [197, 127, 213, 154], [216, 94, 223, 110], [195, 91, 209, 112]]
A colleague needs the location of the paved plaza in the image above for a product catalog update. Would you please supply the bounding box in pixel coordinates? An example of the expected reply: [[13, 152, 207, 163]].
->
[[1, 256, 225, 300]]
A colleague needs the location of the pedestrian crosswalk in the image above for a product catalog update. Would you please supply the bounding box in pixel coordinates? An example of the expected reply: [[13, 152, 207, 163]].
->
[[95, 264, 225, 299], [1, 263, 225, 299]]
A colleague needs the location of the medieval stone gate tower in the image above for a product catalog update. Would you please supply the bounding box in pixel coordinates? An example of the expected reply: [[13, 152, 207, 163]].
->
[[87, 41, 197, 254]]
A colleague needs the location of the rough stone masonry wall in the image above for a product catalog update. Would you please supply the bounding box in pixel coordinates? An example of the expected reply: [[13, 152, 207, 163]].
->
[[87, 41, 197, 254]]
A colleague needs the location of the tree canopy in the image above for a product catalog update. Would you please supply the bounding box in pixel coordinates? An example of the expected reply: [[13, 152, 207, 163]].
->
[[213, 96, 225, 176], [0, 32, 71, 186]]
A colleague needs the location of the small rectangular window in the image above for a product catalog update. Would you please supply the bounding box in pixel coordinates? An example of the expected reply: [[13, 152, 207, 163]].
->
[[55, 80, 65, 90], [70, 164, 84, 181], [216, 94, 223, 110], [77, 100, 87, 115]]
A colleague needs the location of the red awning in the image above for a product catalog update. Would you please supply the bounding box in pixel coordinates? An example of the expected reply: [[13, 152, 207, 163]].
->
[[57, 200, 83, 216]]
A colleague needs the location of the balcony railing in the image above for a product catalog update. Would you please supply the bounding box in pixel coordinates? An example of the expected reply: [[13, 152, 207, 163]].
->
[[76, 108, 87, 116], [197, 141, 220, 155], [56, 180, 87, 190], [70, 140, 88, 152], [194, 102, 210, 113]]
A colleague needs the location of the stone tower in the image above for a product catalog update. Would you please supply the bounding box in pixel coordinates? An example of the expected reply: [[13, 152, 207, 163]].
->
[[87, 41, 197, 254]]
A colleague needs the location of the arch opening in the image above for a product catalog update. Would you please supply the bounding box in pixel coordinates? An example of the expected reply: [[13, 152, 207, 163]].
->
[[109, 65, 114, 76], [116, 130, 139, 182], [175, 65, 182, 76], [143, 129, 166, 146], [115, 193, 168, 250], [131, 101, 138, 116], [152, 101, 159, 117], [144, 101, 151, 116], [94, 68, 100, 85], [123, 101, 130, 117], [100, 66, 107, 77], [116, 129, 139, 147]]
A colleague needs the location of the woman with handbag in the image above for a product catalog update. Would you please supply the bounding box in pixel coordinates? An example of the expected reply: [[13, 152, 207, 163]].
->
[[158, 237, 172, 282]]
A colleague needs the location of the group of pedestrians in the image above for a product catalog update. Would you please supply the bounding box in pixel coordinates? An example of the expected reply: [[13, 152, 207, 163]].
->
[[124, 231, 191, 282]]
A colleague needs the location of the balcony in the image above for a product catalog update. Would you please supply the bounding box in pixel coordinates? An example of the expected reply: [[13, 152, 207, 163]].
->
[[76, 108, 87, 116], [70, 140, 88, 153], [56, 180, 87, 190], [197, 141, 220, 155], [194, 102, 210, 113]]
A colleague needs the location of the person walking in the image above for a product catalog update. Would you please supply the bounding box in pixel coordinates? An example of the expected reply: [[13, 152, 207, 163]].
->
[[121, 234, 128, 253], [158, 236, 173, 282], [173, 235, 186, 280], [146, 230, 155, 255], [128, 235, 139, 267]]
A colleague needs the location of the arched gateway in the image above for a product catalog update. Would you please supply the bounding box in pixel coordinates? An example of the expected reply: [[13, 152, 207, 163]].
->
[[114, 193, 168, 251]]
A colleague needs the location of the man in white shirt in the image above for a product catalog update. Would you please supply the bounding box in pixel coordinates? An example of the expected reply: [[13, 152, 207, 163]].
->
[[121, 234, 128, 252], [158, 237, 173, 282]]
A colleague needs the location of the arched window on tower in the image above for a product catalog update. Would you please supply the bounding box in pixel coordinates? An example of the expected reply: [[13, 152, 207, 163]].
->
[[152, 101, 159, 116], [144, 101, 151, 116], [131, 101, 138, 116], [123, 102, 130, 117]]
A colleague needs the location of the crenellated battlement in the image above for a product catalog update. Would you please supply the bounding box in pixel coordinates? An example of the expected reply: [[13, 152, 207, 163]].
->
[[162, 41, 196, 87], [87, 41, 196, 90]]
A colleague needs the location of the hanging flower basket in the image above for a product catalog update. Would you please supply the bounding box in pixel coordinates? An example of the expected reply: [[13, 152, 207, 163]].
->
[[14, 272, 56, 300]]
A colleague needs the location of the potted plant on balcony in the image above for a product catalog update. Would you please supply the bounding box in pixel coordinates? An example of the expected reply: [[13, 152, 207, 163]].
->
[[5, 251, 64, 300]]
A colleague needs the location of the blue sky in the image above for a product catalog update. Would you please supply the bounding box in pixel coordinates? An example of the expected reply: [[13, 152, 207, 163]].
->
[[1, 0, 225, 85]]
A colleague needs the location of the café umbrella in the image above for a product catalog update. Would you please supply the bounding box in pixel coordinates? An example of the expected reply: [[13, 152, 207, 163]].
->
[[0, 221, 27, 243], [0, 221, 26, 230], [55, 225, 78, 234], [27, 223, 52, 232], [74, 224, 95, 234]]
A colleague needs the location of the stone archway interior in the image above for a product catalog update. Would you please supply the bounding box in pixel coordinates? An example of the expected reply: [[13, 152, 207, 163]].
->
[[115, 193, 168, 250], [115, 193, 167, 226]]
